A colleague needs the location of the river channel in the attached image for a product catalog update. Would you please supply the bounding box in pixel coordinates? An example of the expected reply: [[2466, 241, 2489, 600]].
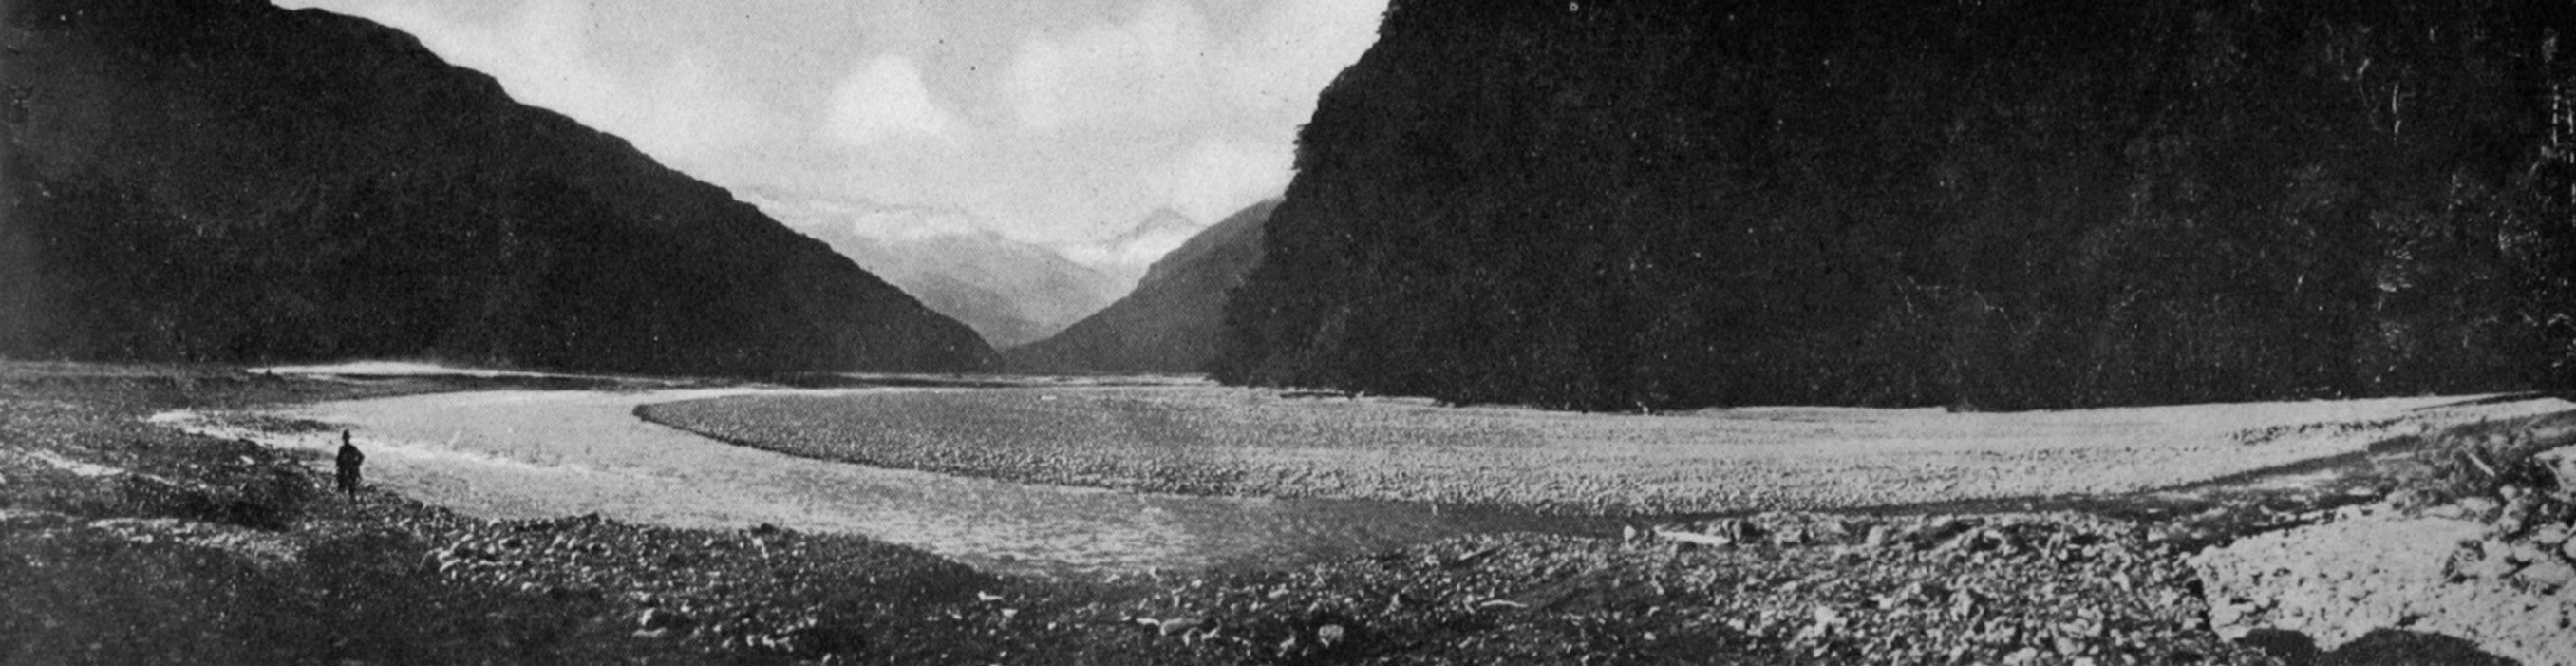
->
[[169, 384, 1606, 578]]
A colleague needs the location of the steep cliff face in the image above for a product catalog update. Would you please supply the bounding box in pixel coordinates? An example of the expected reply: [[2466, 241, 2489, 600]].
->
[[1, 0, 994, 373], [1217, 0, 2576, 409], [1011, 200, 1277, 373]]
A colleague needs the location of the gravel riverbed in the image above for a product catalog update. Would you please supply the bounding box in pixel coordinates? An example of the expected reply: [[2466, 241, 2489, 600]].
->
[[10, 363, 2575, 665], [641, 386, 2568, 515]]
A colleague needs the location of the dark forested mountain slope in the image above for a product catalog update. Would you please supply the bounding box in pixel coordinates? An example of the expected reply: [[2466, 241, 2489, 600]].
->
[[1217, 0, 2576, 410], [0, 0, 993, 373], [1011, 200, 1278, 372]]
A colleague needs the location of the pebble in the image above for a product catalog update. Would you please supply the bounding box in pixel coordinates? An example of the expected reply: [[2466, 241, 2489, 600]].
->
[[2388, 488, 2434, 513], [1811, 605, 1846, 627], [2458, 497, 2501, 517], [2454, 542, 2519, 580], [2531, 446, 2576, 494], [2515, 558, 2575, 589], [638, 607, 690, 630], [1948, 587, 1983, 618]]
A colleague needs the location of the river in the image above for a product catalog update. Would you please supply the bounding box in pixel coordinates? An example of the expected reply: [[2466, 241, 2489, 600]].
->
[[167, 384, 1601, 578]]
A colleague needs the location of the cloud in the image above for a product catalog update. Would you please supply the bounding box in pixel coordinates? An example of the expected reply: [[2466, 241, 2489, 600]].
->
[[630, 53, 765, 158], [1001, 0, 1380, 132], [740, 188, 992, 241], [1226, 0, 1385, 115], [1005, 0, 1218, 131], [274, 0, 765, 165], [1147, 139, 1294, 223], [1054, 206, 1206, 271], [825, 54, 964, 145], [280, 0, 1388, 248], [993, 0, 1377, 234], [318, 0, 620, 118]]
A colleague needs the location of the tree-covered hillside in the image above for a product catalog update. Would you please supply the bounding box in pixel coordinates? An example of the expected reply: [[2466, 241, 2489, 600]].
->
[[1, 0, 994, 374], [1217, 0, 2576, 410]]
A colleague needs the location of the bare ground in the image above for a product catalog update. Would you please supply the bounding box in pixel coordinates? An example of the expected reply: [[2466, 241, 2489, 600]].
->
[[638, 387, 2569, 515], [8, 362, 2573, 665]]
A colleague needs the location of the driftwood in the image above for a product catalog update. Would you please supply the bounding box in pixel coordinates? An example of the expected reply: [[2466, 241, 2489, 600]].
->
[[2464, 449, 2500, 479], [1653, 530, 1734, 547]]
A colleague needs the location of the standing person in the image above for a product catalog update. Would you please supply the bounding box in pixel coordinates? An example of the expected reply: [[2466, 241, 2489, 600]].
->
[[335, 430, 365, 499]]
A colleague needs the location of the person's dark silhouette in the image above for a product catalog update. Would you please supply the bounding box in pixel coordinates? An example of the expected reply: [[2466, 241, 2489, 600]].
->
[[335, 430, 365, 499]]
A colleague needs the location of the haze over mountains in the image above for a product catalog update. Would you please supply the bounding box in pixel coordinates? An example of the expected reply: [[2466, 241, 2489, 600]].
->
[[1010, 200, 1277, 372], [747, 192, 1124, 349], [751, 190, 1214, 349], [1, 0, 992, 373], [1055, 208, 1210, 295]]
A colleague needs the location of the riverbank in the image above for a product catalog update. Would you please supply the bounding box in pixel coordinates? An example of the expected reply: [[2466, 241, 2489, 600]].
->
[[638, 386, 2567, 516], [163, 386, 1620, 576], [0, 363, 1159, 664], [8, 363, 2569, 664]]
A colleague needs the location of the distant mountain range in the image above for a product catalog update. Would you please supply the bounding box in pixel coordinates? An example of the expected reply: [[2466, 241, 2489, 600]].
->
[[748, 193, 1125, 349], [1009, 200, 1277, 373], [0, 0, 993, 373], [1053, 208, 1209, 298]]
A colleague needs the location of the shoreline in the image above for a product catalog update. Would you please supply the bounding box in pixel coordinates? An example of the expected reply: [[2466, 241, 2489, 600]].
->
[[173, 387, 1618, 577], [8, 362, 2567, 664], [637, 385, 2569, 516]]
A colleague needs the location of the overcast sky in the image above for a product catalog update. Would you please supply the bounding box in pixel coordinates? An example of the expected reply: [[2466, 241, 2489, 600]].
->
[[273, 0, 1385, 244]]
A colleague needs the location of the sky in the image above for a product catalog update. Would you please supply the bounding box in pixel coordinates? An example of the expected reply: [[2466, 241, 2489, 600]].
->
[[272, 0, 1387, 245]]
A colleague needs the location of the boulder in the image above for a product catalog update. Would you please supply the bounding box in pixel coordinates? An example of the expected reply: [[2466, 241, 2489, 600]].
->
[[2387, 488, 2435, 514], [638, 607, 692, 631], [2513, 557, 2575, 591], [2449, 541, 2522, 580], [2456, 497, 2501, 519], [2533, 447, 2576, 498]]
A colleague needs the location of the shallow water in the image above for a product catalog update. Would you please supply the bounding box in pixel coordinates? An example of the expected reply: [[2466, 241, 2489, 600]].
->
[[170, 387, 1602, 577]]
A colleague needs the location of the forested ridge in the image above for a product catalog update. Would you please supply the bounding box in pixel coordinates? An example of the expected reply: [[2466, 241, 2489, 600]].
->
[[1217, 0, 2576, 410], [1, 0, 994, 374]]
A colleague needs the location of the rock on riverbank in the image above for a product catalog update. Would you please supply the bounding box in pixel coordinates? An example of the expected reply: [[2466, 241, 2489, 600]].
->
[[2194, 428, 2576, 666]]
